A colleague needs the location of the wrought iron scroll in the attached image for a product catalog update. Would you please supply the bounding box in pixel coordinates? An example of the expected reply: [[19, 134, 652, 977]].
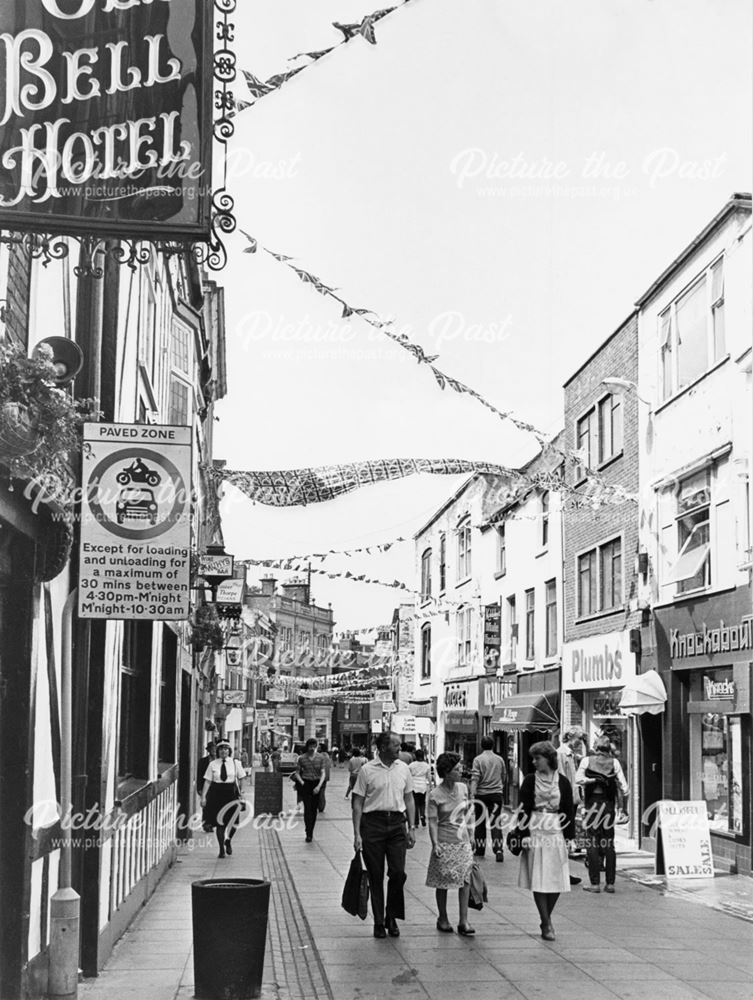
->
[[0, 231, 155, 279], [197, 0, 239, 272]]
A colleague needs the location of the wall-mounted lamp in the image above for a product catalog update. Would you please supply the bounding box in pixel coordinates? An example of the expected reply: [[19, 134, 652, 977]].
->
[[601, 376, 651, 408]]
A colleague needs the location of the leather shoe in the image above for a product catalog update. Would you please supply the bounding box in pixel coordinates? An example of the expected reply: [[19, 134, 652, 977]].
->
[[436, 919, 454, 933], [569, 874, 581, 885], [386, 917, 400, 937], [540, 924, 555, 941], [582, 885, 600, 893], [495, 853, 504, 863], [225, 839, 233, 856], [604, 884, 615, 893], [373, 924, 387, 939]]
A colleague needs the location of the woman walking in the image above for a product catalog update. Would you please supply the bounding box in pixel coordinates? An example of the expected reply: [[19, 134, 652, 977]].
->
[[516, 740, 575, 941], [426, 752, 476, 936], [408, 748, 432, 826], [200, 739, 244, 858]]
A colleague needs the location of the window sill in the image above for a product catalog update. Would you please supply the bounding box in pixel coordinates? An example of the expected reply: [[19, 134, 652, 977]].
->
[[575, 605, 626, 626], [455, 577, 472, 589], [419, 599, 433, 609], [597, 452, 623, 474], [535, 547, 549, 559], [653, 583, 737, 610], [656, 354, 730, 415], [494, 570, 506, 580]]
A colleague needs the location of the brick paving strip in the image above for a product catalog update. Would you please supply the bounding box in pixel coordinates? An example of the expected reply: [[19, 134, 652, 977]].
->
[[259, 825, 333, 1000]]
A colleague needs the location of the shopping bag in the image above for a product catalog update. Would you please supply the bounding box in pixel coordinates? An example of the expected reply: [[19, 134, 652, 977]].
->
[[318, 786, 327, 812], [468, 862, 487, 911], [341, 850, 370, 920]]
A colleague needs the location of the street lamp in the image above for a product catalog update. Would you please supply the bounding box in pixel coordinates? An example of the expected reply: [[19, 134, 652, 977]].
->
[[601, 376, 652, 407]]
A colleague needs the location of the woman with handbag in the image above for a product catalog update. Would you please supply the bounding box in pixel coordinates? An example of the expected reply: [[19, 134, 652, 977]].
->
[[426, 752, 476, 936], [515, 741, 575, 941], [200, 739, 245, 858]]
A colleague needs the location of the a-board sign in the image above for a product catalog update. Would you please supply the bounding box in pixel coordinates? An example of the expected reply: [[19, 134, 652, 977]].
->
[[79, 424, 191, 619], [655, 800, 714, 879], [254, 773, 283, 817]]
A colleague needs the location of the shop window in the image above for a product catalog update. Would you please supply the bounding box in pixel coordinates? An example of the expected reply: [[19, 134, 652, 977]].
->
[[420, 547, 432, 603], [577, 536, 622, 618], [457, 517, 472, 581], [660, 457, 733, 597], [545, 579, 557, 658], [525, 589, 535, 660], [701, 712, 745, 835], [659, 256, 727, 401], [438, 533, 446, 592], [420, 624, 431, 679]]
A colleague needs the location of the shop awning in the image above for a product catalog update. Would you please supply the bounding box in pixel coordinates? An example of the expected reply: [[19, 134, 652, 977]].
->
[[490, 690, 559, 731], [618, 670, 667, 715]]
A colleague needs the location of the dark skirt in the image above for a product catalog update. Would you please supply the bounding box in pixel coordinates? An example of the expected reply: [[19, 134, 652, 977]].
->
[[206, 782, 240, 827]]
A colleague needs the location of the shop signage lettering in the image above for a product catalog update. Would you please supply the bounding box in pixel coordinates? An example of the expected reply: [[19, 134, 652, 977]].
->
[[655, 801, 714, 880], [572, 646, 622, 685], [483, 602, 501, 670], [703, 676, 735, 701], [669, 617, 753, 660], [444, 685, 468, 708], [0, 0, 212, 238]]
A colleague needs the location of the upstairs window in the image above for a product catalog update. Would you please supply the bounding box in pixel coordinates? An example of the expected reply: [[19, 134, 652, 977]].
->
[[540, 493, 550, 549], [421, 624, 431, 679], [420, 548, 432, 603], [457, 607, 472, 666], [525, 589, 535, 660], [439, 533, 446, 592], [576, 394, 623, 480], [577, 537, 623, 618], [457, 518, 472, 581], [545, 579, 557, 658], [659, 257, 726, 401], [497, 524, 506, 575]]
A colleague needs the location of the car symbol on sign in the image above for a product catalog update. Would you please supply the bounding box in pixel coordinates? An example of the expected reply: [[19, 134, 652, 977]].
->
[[116, 487, 158, 525]]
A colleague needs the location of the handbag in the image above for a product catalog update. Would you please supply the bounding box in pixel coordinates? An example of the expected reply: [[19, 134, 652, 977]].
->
[[341, 850, 370, 920], [506, 828, 523, 857], [468, 861, 487, 911], [234, 781, 247, 811]]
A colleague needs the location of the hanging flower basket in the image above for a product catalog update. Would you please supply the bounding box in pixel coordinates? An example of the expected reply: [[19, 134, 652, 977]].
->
[[0, 401, 41, 459]]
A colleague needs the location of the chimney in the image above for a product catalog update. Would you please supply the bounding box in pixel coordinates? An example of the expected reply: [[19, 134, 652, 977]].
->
[[260, 576, 277, 596]]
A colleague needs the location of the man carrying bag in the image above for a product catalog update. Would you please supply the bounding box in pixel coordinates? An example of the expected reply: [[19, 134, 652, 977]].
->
[[341, 850, 370, 920]]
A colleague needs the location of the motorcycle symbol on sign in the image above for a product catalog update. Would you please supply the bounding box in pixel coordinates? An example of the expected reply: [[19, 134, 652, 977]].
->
[[116, 457, 161, 487]]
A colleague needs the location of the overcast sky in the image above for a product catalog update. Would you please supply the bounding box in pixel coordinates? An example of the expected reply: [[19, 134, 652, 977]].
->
[[215, 0, 752, 632]]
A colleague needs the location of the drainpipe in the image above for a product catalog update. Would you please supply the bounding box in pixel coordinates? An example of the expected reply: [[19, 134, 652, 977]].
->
[[48, 587, 80, 999]]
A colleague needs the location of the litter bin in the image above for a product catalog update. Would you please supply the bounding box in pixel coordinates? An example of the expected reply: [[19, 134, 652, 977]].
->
[[192, 878, 270, 999]]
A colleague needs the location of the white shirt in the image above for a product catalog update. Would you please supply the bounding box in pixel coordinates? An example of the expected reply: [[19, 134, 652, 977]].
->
[[408, 760, 431, 793], [204, 758, 244, 784], [353, 758, 414, 812], [575, 755, 628, 795]]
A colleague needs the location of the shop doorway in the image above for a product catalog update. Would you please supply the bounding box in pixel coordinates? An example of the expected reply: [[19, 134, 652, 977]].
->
[[638, 712, 662, 846], [176, 672, 192, 841]]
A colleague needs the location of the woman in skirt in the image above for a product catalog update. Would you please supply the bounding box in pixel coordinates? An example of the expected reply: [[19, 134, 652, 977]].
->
[[516, 740, 576, 941], [200, 739, 244, 858], [426, 751, 476, 936]]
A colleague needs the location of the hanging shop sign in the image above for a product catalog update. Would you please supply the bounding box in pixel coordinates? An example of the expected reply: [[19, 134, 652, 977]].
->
[[256, 711, 269, 730], [214, 579, 246, 605], [562, 630, 636, 691], [443, 679, 479, 712], [655, 801, 714, 879], [225, 646, 243, 668], [222, 689, 245, 706], [0, 0, 213, 240], [483, 602, 501, 671], [199, 553, 234, 578], [78, 423, 191, 619]]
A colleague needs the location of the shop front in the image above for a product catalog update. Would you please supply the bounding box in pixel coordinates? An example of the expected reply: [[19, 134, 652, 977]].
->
[[562, 631, 638, 839], [441, 679, 482, 772], [654, 585, 752, 875], [490, 682, 560, 807]]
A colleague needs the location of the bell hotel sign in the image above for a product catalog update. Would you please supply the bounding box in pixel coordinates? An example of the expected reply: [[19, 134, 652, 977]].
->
[[0, 0, 213, 240]]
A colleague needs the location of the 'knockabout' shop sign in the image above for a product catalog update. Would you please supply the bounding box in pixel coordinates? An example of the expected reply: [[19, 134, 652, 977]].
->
[[78, 422, 192, 620]]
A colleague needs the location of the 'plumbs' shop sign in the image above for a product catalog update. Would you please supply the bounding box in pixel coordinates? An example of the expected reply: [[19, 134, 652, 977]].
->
[[0, 0, 212, 239]]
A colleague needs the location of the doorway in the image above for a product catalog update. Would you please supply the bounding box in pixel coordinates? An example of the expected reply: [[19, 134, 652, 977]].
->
[[177, 672, 192, 841], [638, 712, 663, 848]]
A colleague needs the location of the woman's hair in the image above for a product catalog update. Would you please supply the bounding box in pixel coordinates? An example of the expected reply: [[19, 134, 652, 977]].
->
[[436, 751, 461, 778], [529, 740, 558, 770], [413, 748, 424, 761]]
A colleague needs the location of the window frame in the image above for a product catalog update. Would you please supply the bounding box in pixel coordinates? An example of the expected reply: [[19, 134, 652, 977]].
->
[[496, 523, 507, 575], [438, 533, 446, 593], [544, 579, 557, 658], [658, 255, 727, 402], [456, 517, 472, 582], [506, 595, 517, 664], [420, 623, 431, 680], [575, 534, 624, 621], [540, 492, 550, 549], [524, 588, 535, 661], [420, 547, 433, 604], [456, 606, 472, 667], [575, 392, 623, 482]]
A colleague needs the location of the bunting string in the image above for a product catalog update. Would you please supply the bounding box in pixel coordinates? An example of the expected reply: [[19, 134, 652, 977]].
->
[[233, 3, 415, 116]]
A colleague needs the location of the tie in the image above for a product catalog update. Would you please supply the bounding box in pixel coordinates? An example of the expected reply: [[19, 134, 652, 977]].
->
[[220, 761, 227, 782]]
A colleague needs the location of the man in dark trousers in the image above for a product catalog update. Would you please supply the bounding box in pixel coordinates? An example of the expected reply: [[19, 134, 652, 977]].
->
[[576, 735, 629, 893], [352, 731, 416, 939], [470, 736, 506, 861], [197, 742, 216, 832], [293, 738, 326, 842]]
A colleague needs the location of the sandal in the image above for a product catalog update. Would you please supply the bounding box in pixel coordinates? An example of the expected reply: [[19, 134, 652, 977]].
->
[[457, 923, 476, 936], [436, 920, 454, 933]]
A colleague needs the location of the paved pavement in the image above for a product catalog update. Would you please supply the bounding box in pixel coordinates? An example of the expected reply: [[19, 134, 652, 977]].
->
[[79, 768, 753, 1000]]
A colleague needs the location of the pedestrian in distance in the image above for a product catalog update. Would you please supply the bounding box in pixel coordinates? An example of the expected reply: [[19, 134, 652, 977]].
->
[[398, 742, 415, 765], [426, 752, 476, 936], [352, 731, 416, 939], [293, 739, 326, 842], [577, 735, 628, 893], [197, 741, 216, 833], [516, 740, 576, 941], [469, 735, 506, 861], [331, 745, 340, 767], [270, 747, 281, 773], [556, 728, 584, 885], [317, 743, 332, 812], [200, 739, 244, 858], [345, 746, 366, 798], [408, 748, 432, 827]]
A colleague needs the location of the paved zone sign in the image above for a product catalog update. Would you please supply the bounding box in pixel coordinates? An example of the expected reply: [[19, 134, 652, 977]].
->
[[79, 424, 192, 620]]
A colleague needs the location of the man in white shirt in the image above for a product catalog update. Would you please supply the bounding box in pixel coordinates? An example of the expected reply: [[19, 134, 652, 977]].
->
[[352, 731, 416, 939], [576, 736, 629, 893]]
